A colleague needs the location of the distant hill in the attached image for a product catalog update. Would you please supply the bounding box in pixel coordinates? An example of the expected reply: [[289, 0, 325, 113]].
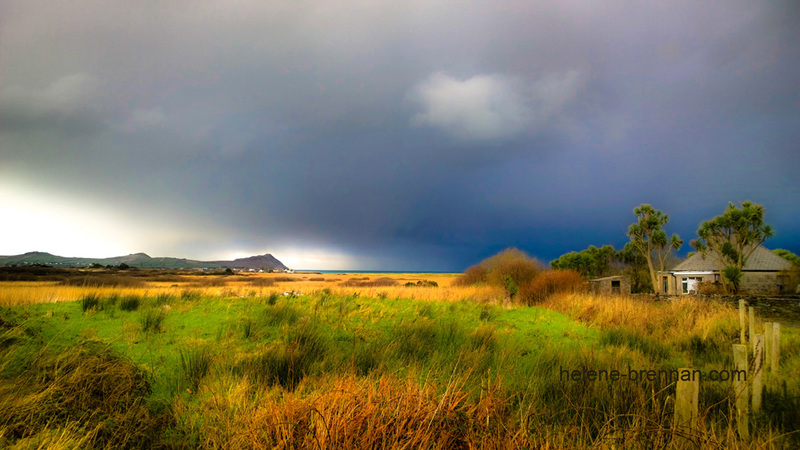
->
[[0, 251, 288, 271]]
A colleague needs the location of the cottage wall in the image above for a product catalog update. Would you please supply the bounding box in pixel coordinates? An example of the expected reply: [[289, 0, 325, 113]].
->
[[741, 272, 783, 295]]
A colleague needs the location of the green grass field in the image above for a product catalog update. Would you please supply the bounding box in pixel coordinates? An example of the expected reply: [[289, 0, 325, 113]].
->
[[1, 289, 798, 448]]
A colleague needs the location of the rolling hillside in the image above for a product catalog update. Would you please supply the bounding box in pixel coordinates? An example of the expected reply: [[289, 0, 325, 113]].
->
[[0, 251, 288, 271]]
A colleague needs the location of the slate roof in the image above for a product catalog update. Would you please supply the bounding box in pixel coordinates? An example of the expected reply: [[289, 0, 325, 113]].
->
[[671, 245, 792, 272]]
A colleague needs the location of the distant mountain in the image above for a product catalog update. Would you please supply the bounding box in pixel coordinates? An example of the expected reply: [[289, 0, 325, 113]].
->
[[209, 254, 286, 270], [0, 251, 288, 271]]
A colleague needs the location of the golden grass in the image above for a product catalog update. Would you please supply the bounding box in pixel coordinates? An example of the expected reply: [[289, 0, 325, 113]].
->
[[0, 273, 505, 306], [0, 341, 167, 449], [542, 293, 740, 341], [180, 372, 539, 449]]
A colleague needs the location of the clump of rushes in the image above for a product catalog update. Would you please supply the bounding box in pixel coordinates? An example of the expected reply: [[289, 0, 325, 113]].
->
[[180, 347, 211, 393], [153, 292, 174, 306], [80, 293, 100, 312], [119, 295, 141, 311], [139, 308, 166, 333]]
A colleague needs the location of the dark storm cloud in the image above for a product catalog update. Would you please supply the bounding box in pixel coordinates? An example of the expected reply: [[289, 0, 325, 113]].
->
[[1, 0, 798, 269]]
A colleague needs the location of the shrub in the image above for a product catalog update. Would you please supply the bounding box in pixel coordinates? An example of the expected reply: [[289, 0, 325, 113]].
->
[[518, 270, 585, 305], [404, 280, 439, 287], [453, 265, 488, 286], [454, 248, 542, 289], [696, 281, 724, 295]]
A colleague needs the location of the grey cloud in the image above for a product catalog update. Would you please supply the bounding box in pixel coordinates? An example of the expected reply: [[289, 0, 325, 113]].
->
[[407, 70, 584, 141], [1, 0, 798, 269], [0, 73, 106, 134]]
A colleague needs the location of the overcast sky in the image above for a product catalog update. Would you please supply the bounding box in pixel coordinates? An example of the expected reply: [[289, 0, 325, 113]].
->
[[1, 1, 798, 270]]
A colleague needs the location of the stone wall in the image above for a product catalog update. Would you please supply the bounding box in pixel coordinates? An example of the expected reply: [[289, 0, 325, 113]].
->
[[741, 272, 784, 295], [589, 276, 631, 295]]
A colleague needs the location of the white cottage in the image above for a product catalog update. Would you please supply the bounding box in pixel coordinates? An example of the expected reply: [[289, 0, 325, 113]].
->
[[658, 245, 791, 295]]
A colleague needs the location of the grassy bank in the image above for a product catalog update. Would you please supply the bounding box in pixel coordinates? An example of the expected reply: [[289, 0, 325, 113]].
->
[[1, 281, 798, 448]]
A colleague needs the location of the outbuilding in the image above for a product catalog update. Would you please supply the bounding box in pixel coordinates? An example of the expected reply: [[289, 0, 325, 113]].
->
[[589, 275, 631, 295]]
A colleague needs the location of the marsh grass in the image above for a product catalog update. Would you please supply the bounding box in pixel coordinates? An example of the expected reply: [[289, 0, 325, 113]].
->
[[0, 277, 798, 448]]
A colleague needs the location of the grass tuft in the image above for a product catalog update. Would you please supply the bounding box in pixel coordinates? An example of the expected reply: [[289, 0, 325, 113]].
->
[[139, 308, 166, 333], [179, 347, 211, 392], [119, 295, 141, 311], [79, 293, 101, 312]]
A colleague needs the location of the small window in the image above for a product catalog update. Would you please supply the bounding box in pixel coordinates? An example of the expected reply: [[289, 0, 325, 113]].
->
[[611, 280, 621, 294], [663, 276, 668, 294]]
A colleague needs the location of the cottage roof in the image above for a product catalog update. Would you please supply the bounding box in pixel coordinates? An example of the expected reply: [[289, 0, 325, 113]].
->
[[671, 245, 791, 272]]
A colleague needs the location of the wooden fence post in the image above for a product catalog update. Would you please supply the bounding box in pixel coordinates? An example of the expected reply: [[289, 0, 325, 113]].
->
[[748, 307, 755, 342], [739, 300, 746, 344], [772, 323, 780, 372], [674, 368, 700, 449], [764, 322, 773, 371], [752, 335, 764, 413], [732, 344, 749, 440]]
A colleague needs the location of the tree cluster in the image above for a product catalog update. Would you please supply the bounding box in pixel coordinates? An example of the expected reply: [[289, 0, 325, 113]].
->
[[691, 201, 774, 293]]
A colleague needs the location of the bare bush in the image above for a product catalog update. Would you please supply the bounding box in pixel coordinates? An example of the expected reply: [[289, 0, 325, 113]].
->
[[518, 270, 585, 305], [453, 265, 488, 286], [454, 248, 542, 288]]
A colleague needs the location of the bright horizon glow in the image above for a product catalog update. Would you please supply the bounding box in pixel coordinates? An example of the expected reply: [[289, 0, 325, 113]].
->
[[0, 179, 362, 269], [0, 179, 221, 260], [269, 247, 361, 271], [0, 181, 138, 258]]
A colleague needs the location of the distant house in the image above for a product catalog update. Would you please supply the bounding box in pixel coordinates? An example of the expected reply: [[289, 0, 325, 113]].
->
[[589, 275, 631, 295], [658, 245, 791, 295]]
